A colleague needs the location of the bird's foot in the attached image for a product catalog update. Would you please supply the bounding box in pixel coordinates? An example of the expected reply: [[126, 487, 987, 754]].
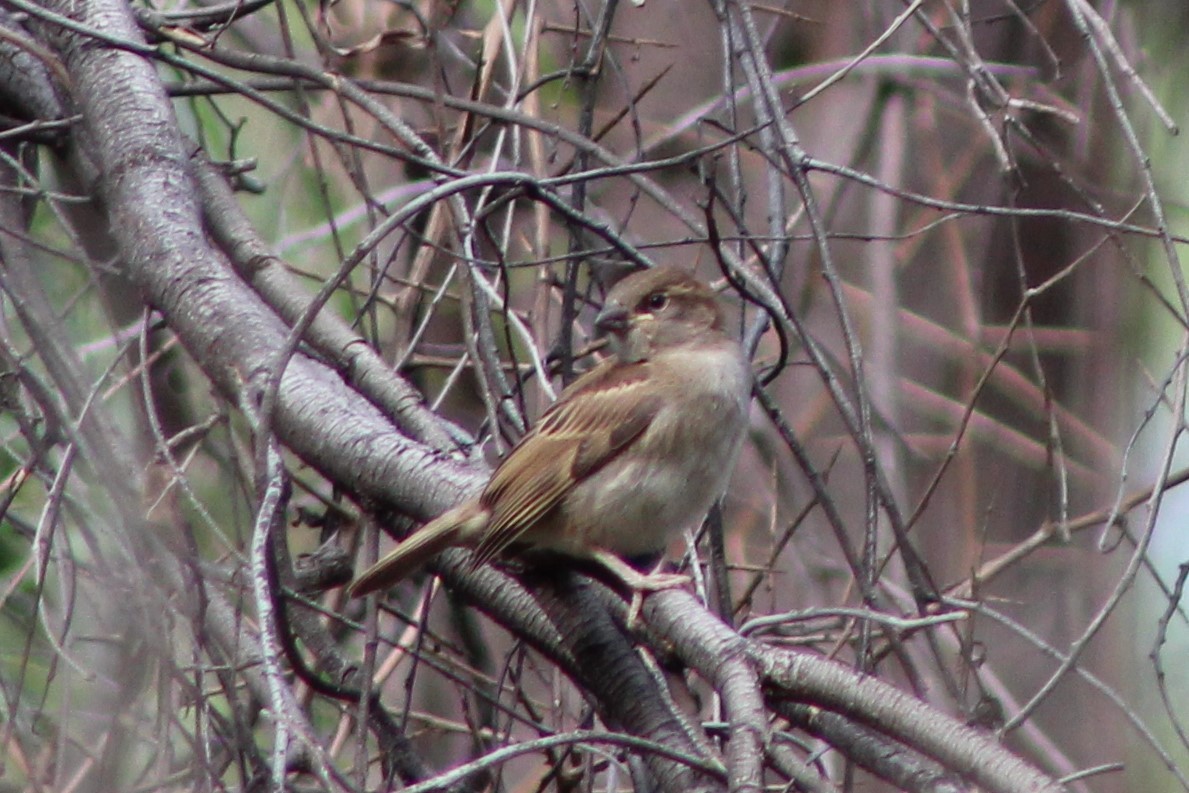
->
[[591, 550, 690, 628], [631, 571, 692, 591]]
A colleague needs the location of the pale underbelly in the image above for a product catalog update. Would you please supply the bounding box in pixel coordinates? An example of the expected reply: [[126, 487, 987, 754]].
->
[[524, 438, 738, 557]]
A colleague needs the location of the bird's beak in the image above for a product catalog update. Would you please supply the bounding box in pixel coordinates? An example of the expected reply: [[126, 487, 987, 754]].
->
[[595, 303, 630, 335]]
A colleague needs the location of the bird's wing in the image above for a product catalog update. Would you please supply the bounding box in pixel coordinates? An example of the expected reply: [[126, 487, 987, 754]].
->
[[471, 360, 662, 567]]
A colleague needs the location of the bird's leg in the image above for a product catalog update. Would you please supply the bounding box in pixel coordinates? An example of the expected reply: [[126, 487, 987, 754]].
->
[[590, 550, 690, 627], [591, 549, 691, 591]]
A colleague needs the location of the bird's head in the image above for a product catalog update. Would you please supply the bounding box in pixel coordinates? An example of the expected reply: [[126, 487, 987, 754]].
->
[[595, 267, 726, 363]]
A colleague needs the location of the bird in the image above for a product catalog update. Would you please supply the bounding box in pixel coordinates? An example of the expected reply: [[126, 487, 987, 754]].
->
[[347, 266, 752, 600]]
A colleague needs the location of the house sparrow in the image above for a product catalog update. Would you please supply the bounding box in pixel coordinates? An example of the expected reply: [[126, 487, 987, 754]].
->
[[348, 266, 752, 598]]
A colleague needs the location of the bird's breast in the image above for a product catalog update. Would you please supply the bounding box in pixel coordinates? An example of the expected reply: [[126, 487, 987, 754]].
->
[[537, 343, 751, 557]]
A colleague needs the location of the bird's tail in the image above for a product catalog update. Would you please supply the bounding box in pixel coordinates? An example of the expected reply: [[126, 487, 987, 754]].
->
[[347, 503, 484, 597]]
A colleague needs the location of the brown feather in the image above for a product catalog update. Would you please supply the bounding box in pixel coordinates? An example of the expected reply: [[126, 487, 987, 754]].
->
[[346, 502, 484, 597], [470, 361, 663, 566]]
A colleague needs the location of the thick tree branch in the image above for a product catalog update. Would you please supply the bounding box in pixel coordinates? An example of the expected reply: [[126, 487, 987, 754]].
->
[[643, 590, 1065, 793]]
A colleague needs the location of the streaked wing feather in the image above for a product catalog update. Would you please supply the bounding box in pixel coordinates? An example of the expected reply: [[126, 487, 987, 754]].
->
[[472, 361, 660, 565], [571, 394, 659, 479], [470, 439, 575, 567]]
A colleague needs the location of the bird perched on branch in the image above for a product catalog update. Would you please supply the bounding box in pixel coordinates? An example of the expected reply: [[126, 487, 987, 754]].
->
[[348, 266, 752, 601]]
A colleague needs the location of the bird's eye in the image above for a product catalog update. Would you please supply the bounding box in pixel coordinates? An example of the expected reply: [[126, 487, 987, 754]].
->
[[644, 292, 668, 312]]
